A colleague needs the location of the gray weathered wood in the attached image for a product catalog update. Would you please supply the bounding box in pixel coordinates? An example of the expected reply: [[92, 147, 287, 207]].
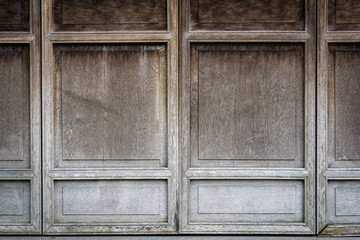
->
[[43, 0, 178, 234], [318, 0, 360, 236], [181, 0, 316, 234], [0, 0, 41, 235]]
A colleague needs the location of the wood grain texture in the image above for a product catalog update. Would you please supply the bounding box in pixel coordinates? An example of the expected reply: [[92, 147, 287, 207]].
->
[[190, 43, 304, 168], [190, 180, 303, 223], [54, 44, 167, 168], [54, 180, 168, 223], [328, 0, 360, 31], [0, 45, 30, 169], [327, 181, 360, 224], [190, 0, 305, 31], [328, 44, 360, 168], [0, 181, 31, 224], [0, 0, 29, 32], [53, 0, 167, 31]]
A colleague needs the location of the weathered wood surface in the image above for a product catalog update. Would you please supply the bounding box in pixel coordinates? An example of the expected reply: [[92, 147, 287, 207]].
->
[[0, 45, 30, 168], [190, 43, 304, 168], [190, 0, 305, 31], [318, 0, 360, 236], [53, 0, 167, 31], [43, 0, 178, 234], [0, 0, 29, 31], [0, 0, 41, 235], [53, 44, 167, 168], [328, 0, 360, 31]]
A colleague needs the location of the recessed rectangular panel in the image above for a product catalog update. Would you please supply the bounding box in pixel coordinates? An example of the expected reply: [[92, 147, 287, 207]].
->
[[328, 0, 360, 31], [334, 51, 360, 160], [328, 44, 360, 168], [190, 180, 304, 223], [54, 44, 167, 168], [190, 0, 305, 31], [54, 180, 167, 223], [53, 0, 167, 31], [0, 45, 30, 169], [328, 181, 360, 223], [0, 0, 29, 31], [190, 44, 304, 168], [0, 181, 30, 223]]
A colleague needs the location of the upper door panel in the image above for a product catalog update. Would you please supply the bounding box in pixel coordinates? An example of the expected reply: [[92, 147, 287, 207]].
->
[[52, 0, 167, 31], [189, 0, 305, 31]]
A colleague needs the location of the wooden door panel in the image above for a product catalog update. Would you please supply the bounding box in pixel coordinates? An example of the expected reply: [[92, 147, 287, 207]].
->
[[190, 43, 304, 168], [318, 1, 360, 236], [0, 46, 30, 169], [0, 0, 29, 32], [190, 0, 305, 31], [0, 181, 31, 224], [181, 0, 316, 235], [43, 0, 178, 234], [53, 180, 168, 223], [328, 44, 360, 168], [327, 181, 360, 224], [53, 44, 167, 168], [189, 180, 304, 223], [0, 0, 41, 234], [53, 0, 167, 31], [328, 0, 360, 31]]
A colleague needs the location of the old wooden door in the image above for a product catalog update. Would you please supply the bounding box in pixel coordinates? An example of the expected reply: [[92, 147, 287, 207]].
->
[[318, 0, 360, 236], [180, 0, 316, 235], [0, 0, 41, 234], [41, 0, 178, 234], [1, 0, 360, 237]]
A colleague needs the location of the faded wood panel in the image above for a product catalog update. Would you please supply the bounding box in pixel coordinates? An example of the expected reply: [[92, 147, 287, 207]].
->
[[328, 44, 360, 168], [0, 46, 30, 169], [328, 0, 360, 31], [190, 180, 304, 223], [190, 44, 304, 168], [54, 44, 167, 168], [328, 181, 360, 224], [53, 0, 167, 31], [54, 180, 168, 223], [190, 0, 305, 31], [0, 0, 29, 31], [0, 181, 31, 224]]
